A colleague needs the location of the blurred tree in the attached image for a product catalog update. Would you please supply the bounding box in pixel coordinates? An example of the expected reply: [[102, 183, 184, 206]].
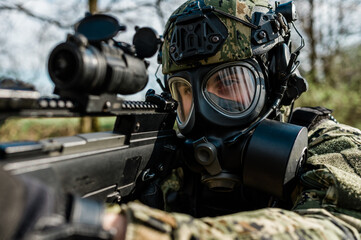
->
[[295, 0, 361, 83], [1, 0, 359, 129], [89, 0, 98, 14], [293, 0, 361, 128], [296, 44, 361, 129], [0, 0, 81, 93], [0, 0, 184, 91], [0, 2, 74, 28], [80, 0, 100, 133], [0, 0, 183, 134]]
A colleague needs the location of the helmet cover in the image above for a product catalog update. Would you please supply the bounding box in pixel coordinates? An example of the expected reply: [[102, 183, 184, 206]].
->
[[162, 0, 270, 74]]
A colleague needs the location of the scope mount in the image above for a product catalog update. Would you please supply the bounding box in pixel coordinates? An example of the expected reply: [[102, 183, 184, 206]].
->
[[0, 88, 176, 123]]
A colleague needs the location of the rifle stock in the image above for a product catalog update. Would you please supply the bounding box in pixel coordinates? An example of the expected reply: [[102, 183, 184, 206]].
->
[[0, 107, 178, 203]]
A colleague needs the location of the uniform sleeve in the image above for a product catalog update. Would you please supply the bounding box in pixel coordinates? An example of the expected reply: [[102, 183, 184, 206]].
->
[[293, 120, 361, 212], [292, 120, 361, 233], [118, 120, 361, 240], [120, 202, 360, 240]]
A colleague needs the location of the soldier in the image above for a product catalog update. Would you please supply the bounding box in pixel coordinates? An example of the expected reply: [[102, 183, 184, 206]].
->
[[2, 1, 361, 239], [109, 0, 361, 239]]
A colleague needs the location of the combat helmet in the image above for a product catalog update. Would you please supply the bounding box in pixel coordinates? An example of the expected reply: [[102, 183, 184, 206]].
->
[[162, 0, 295, 72]]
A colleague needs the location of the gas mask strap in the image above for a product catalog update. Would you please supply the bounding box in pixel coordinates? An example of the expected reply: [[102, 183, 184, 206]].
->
[[209, 7, 259, 29]]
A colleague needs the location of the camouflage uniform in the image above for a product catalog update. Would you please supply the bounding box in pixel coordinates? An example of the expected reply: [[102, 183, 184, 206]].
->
[[118, 119, 361, 239], [117, 0, 361, 238]]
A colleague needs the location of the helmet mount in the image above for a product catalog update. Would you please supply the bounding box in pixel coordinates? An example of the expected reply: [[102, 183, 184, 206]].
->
[[168, 2, 228, 64]]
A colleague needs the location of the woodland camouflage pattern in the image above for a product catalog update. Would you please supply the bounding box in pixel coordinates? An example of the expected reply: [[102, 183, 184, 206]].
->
[[162, 0, 269, 74], [119, 119, 361, 240]]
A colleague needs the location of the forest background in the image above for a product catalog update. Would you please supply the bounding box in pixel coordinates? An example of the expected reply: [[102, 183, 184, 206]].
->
[[0, 0, 360, 141]]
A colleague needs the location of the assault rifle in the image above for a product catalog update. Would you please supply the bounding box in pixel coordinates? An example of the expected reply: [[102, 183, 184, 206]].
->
[[0, 14, 180, 204]]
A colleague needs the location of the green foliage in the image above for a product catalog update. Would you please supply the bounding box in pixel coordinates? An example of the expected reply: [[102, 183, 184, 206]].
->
[[296, 44, 361, 130], [0, 117, 116, 142]]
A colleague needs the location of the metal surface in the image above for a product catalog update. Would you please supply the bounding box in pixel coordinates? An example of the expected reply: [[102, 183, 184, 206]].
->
[[1, 126, 178, 203], [0, 88, 166, 121]]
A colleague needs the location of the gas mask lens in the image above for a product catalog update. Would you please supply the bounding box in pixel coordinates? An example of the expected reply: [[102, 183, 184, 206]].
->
[[204, 66, 256, 114], [168, 77, 194, 125]]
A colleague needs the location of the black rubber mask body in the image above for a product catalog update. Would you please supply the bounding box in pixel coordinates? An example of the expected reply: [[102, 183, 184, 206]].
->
[[183, 119, 308, 199], [169, 61, 307, 199]]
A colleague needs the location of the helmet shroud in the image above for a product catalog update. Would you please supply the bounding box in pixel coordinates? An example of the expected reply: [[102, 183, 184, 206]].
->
[[162, 0, 270, 74]]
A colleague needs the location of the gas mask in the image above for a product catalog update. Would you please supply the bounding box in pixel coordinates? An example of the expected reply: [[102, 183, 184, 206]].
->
[[168, 59, 307, 199], [163, 0, 308, 199]]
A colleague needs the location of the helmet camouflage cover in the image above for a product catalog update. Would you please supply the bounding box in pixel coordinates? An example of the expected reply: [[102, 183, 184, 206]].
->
[[162, 0, 270, 74]]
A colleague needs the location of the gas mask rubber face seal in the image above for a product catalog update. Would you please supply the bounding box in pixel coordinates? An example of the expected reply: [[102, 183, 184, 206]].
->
[[168, 77, 194, 130], [168, 59, 266, 135]]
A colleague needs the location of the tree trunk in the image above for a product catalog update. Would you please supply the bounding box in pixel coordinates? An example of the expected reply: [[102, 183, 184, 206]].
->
[[80, 0, 99, 133], [307, 0, 318, 83], [89, 0, 98, 14]]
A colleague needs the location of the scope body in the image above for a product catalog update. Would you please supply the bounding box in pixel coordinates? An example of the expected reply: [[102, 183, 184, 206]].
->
[[48, 34, 148, 95]]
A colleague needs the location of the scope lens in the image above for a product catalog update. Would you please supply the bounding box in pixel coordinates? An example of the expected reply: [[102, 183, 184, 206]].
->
[[50, 49, 77, 83]]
